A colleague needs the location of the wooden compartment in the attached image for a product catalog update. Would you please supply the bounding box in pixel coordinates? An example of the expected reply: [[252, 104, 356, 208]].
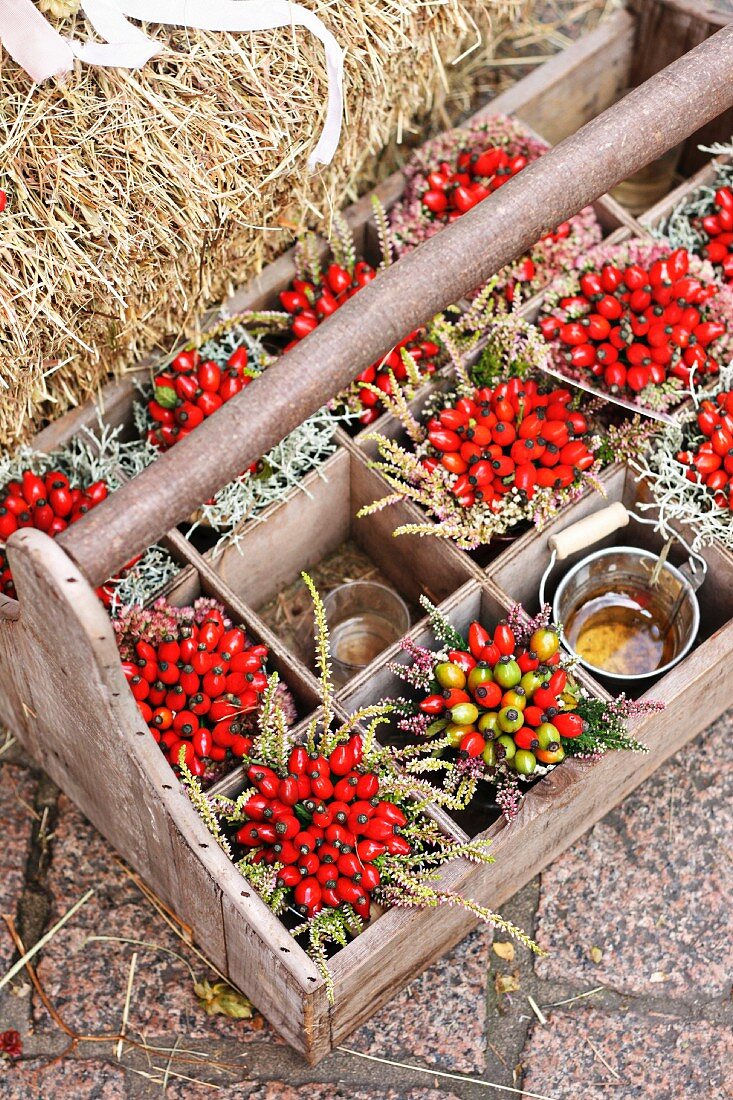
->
[[157, 547, 325, 742], [0, 534, 334, 1056], [3, 1, 733, 1066], [210, 440, 477, 676], [488, 463, 733, 693]]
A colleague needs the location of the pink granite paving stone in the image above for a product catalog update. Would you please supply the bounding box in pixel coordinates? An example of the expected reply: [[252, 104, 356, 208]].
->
[[32, 795, 277, 1045], [247, 1089, 460, 1100], [679, 713, 733, 846], [166, 1083, 459, 1100], [0, 765, 36, 972], [0, 1057, 129, 1099], [687, 710, 733, 787], [347, 924, 493, 1074], [520, 1007, 733, 1100], [533, 756, 732, 999]]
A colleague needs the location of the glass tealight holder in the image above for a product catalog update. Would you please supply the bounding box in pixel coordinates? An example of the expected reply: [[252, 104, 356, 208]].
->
[[323, 581, 410, 688]]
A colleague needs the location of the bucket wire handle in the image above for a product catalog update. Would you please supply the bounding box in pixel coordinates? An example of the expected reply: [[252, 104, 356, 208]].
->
[[630, 513, 708, 587]]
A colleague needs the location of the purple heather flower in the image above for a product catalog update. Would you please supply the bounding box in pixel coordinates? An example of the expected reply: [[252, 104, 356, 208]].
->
[[496, 774, 522, 822], [397, 712, 433, 738], [608, 695, 665, 719], [389, 639, 438, 691], [455, 755, 486, 780]]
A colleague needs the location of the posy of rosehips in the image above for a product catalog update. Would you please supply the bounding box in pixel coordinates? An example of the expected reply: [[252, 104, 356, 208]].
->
[[278, 262, 439, 426], [417, 618, 585, 778], [0, 468, 110, 601], [540, 248, 728, 399], [234, 736, 410, 921], [675, 390, 733, 511], [146, 345, 258, 451], [389, 115, 602, 305], [421, 376, 596, 511], [119, 607, 274, 778], [419, 145, 573, 304], [694, 185, 733, 284]]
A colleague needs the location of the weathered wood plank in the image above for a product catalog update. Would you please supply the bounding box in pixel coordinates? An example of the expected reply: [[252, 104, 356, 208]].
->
[[485, 9, 635, 142], [1, 530, 327, 1059], [213, 449, 352, 608], [629, 0, 733, 174]]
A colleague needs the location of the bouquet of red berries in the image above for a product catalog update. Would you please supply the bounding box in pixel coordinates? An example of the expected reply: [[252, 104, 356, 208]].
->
[[114, 596, 297, 784], [388, 114, 601, 301], [360, 299, 612, 548], [538, 240, 733, 409], [184, 575, 538, 994], [133, 317, 337, 536], [419, 376, 596, 511], [360, 295, 650, 549], [275, 214, 441, 426], [0, 467, 108, 600], [0, 430, 171, 609], [145, 342, 261, 453], [661, 148, 733, 287], [635, 369, 733, 551], [392, 598, 656, 821]]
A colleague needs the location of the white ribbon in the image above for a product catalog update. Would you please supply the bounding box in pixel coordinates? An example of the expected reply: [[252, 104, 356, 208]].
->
[[0, 0, 344, 168]]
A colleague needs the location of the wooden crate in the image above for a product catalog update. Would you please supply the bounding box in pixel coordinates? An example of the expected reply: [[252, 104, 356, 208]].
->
[[2, 2, 733, 1064]]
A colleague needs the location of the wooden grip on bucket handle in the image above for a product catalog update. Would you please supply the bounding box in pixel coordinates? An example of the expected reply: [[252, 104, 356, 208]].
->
[[548, 502, 630, 561]]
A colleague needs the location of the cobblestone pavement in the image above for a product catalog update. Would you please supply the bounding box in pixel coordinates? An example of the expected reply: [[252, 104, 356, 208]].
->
[[0, 713, 731, 1100]]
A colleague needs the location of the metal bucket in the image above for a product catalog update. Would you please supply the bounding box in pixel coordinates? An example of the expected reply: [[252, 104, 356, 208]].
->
[[539, 502, 705, 683]]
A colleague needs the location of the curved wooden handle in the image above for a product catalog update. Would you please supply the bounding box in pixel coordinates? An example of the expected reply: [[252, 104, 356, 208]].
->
[[548, 502, 630, 561], [52, 23, 733, 588]]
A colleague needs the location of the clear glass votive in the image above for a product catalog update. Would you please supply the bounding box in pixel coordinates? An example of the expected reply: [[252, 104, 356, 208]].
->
[[323, 581, 410, 688]]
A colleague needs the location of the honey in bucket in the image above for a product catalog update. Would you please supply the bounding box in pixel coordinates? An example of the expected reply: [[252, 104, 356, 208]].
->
[[563, 583, 678, 677], [553, 547, 700, 681]]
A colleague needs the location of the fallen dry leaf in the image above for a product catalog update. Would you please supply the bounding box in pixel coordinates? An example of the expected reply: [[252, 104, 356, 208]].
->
[[194, 979, 255, 1019], [589, 946, 603, 965], [493, 941, 515, 961], [495, 971, 521, 995]]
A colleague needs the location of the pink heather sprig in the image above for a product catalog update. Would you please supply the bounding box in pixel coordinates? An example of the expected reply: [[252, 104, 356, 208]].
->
[[113, 596, 194, 659], [607, 695, 666, 719], [389, 638, 441, 691], [397, 712, 433, 738], [529, 473, 596, 529], [114, 596, 233, 660], [496, 774, 522, 823], [455, 754, 486, 781]]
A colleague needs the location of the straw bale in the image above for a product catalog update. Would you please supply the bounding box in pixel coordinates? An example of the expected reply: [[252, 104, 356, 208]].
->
[[0, 0, 610, 446]]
